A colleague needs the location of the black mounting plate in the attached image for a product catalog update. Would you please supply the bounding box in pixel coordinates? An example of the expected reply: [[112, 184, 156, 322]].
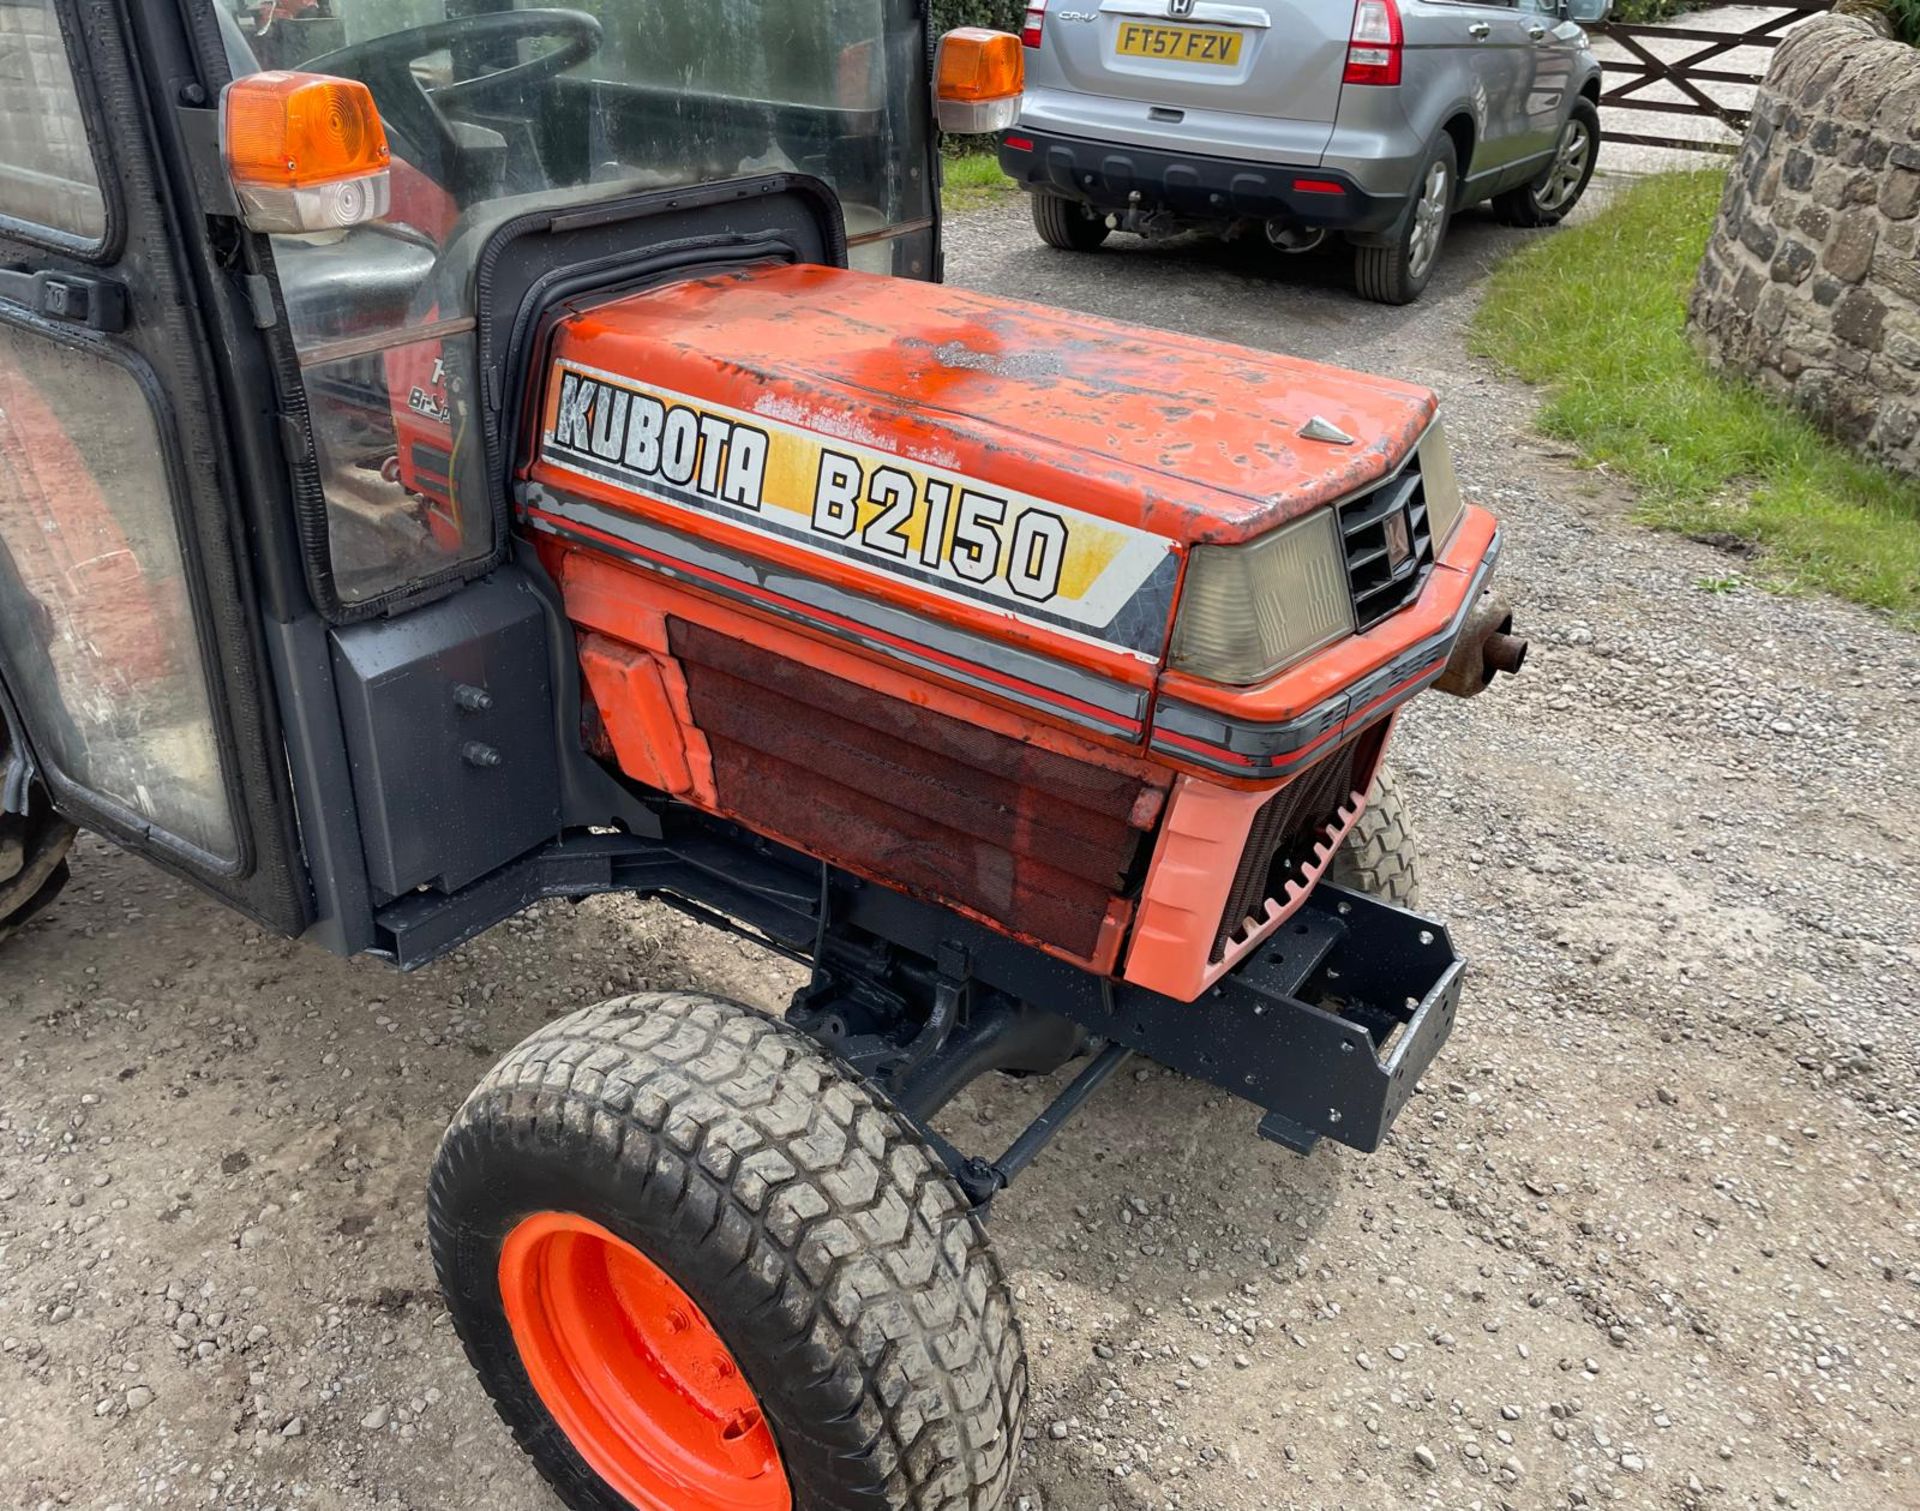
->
[[370, 808, 1461, 1158]]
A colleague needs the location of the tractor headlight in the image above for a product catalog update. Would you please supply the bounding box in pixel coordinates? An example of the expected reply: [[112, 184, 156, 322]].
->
[[1418, 420, 1465, 550], [1169, 508, 1354, 685]]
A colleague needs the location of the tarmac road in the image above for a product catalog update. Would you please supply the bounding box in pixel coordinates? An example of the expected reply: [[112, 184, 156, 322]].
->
[[2, 196, 1917, 1511]]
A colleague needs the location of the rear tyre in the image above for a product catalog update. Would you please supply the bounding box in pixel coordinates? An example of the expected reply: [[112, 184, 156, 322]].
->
[[0, 821, 72, 945], [1030, 192, 1110, 252], [1332, 765, 1422, 907], [0, 735, 75, 947], [1354, 135, 1457, 306], [430, 992, 1026, 1511], [1493, 99, 1600, 228]]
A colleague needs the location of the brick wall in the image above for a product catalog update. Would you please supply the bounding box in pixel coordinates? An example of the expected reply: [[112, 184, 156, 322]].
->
[[1689, 15, 1920, 478]]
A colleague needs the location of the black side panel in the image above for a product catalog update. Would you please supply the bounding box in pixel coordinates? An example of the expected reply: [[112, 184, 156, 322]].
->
[[331, 571, 561, 901], [463, 173, 846, 531]]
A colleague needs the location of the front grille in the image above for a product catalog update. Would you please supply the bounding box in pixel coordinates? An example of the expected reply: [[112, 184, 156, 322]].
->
[[1339, 458, 1434, 630], [1211, 723, 1389, 962], [667, 619, 1154, 963]]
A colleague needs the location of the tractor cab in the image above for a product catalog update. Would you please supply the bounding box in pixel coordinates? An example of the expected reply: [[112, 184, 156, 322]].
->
[[0, 4, 1524, 1509], [214, 1, 939, 605]]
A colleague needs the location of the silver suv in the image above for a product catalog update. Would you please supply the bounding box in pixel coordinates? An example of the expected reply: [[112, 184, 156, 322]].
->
[[999, 0, 1610, 302]]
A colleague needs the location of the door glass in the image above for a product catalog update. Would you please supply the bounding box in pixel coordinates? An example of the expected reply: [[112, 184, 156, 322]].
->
[[0, 326, 236, 859], [0, 0, 106, 242], [218, 0, 933, 606]]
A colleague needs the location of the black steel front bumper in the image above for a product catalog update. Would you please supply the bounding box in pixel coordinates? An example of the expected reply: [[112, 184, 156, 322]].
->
[[999, 127, 1406, 234], [1106, 883, 1460, 1155]]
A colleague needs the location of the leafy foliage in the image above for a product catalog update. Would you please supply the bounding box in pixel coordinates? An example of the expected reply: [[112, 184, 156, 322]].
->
[[1472, 171, 1920, 623], [931, 0, 1028, 31], [1606, 0, 1704, 21]]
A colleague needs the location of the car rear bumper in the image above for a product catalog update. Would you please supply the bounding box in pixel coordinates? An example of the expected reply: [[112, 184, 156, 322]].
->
[[999, 127, 1407, 234]]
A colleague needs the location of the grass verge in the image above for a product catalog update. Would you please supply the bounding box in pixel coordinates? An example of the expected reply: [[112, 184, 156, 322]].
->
[[1471, 169, 1920, 624], [941, 146, 1021, 214]]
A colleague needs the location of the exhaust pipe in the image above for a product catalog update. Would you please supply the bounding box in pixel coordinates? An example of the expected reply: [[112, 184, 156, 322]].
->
[[1265, 220, 1326, 254], [1435, 594, 1528, 698]]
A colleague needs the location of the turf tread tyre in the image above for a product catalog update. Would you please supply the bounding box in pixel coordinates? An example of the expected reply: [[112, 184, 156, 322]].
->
[[429, 991, 1026, 1511], [1332, 766, 1422, 907], [1029, 192, 1110, 252]]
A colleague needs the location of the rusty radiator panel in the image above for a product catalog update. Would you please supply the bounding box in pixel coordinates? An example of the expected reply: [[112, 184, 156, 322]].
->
[[668, 620, 1153, 960], [1212, 722, 1389, 962]]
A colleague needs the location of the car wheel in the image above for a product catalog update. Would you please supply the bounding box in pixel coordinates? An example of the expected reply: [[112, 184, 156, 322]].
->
[[1030, 192, 1111, 252], [1354, 135, 1457, 306], [430, 992, 1027, 1511], [1494, 99, 1600, 228]]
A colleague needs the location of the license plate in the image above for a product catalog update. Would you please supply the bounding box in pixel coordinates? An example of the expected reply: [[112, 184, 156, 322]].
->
[[1114, 22, 1243, 65]]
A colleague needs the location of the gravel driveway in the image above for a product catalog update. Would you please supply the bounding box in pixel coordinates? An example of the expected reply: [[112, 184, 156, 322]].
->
[[4, 199, 1918, 1511]]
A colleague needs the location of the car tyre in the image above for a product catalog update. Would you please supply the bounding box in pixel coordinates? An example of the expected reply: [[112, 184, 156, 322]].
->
[[1493, 99, 1600, 228], [1354, 135, 1458, 306], [1030, 192, 1111, 252], [1332, 765, 1422, 907], [430, 991, 1027, 1511]]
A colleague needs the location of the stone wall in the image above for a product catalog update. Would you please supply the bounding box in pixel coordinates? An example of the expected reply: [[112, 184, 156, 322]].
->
[[1689, 15, 1920, 478]]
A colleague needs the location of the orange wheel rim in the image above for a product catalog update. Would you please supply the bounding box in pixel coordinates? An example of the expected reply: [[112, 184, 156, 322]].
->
[[499, 1212, 792, 1511]]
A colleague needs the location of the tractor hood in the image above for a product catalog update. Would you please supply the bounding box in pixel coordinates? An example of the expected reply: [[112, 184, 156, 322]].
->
[[519, 261, 1442, 707], [531, 262, 1437, 549]]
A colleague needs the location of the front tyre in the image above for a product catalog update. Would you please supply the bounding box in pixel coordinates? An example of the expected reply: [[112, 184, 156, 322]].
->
[[1029, 192, 1111, 252], [1493, 99, 1600, 228], [429, 992, 1026, 1511], [1332, 765, 1423, 907], [1354, 135, 1457, 305]]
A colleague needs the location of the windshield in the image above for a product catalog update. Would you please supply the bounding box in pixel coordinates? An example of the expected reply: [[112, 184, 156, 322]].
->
[[223, 0, 934, 605]]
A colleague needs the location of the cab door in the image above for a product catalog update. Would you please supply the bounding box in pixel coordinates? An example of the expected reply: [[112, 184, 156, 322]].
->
[[0, 0, 307, 931]]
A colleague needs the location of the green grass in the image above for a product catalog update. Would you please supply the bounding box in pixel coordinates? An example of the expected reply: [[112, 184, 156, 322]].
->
[[941, 146, 1020, 214], [1471, 169, 1920, 623]]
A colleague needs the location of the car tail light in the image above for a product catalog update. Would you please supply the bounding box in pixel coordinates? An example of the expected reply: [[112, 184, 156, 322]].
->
[[1344, 0, 1403, 86], [1022, 1, 1046, 47]]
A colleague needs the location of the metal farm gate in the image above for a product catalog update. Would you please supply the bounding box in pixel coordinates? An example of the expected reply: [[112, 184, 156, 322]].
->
[[1594, 0, 1836, 153]]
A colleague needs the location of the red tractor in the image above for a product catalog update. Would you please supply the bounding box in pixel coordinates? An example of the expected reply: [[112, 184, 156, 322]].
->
[[0, 3, 1524, 1508]]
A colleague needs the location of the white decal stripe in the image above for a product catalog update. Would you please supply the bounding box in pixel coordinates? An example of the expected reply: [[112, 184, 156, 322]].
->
[[539, 358, 1178, 650]]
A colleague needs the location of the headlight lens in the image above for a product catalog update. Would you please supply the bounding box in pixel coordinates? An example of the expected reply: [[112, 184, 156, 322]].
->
[[1418, 420, 1465, 550], [1168, 508, 1354, 685]]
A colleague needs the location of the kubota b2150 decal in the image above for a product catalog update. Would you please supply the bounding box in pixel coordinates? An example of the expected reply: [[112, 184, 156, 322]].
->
[[537, 359, 1178, 657]]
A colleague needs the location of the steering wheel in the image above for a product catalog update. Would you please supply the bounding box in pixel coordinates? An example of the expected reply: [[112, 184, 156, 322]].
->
[[303, 9, 603, 198]]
